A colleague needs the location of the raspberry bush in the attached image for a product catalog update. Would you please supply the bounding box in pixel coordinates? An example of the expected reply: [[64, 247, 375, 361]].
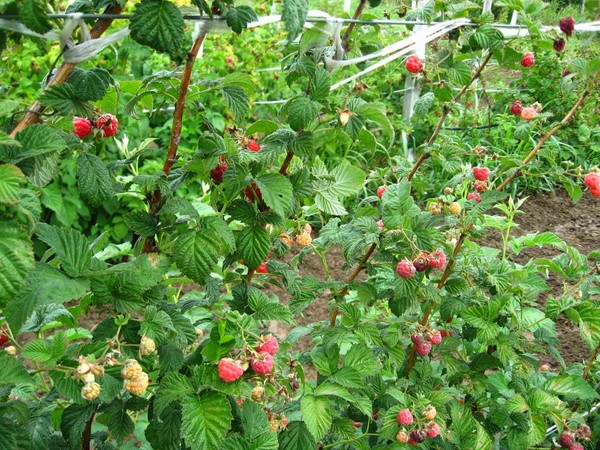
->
[[0, 1, 599, 449]]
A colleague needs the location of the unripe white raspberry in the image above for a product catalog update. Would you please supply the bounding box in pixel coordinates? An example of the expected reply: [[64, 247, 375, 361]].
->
[[81, 382, 101, 400], [139, 336, 156, 356], [124, 372, 149, 396], [121, 359, 143, 380]]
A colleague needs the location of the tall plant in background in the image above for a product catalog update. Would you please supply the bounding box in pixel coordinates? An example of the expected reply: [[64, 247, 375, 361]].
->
[[0, 1, 599, 449]]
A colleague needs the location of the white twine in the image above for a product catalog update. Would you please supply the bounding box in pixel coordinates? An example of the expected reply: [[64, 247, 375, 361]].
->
[[63, 27, 130, 63]]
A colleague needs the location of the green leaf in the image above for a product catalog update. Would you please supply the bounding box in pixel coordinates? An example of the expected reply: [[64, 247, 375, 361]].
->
[[448, 61, 472, 85], [13, 124, 65, 163], [130, 0, 185, 55], [66, 68, 113, 102], [221, 85, 249, 120], [146, 402, 182, 450], [255, 173, 293, 216], [225, 5, 257, 34], [77, 153, 114, 207], [342, 343, 379, 376], [155, 372, 195, 416], [469, 25, 504, 50], [39, 83, 92, 116], [308, 67, 331, 101], [544, 376, 599, 400], [330, 163, 366, 197], [248, 287, 294, 323], [5, 262, 89, 332], [20, 304, 73, 333], [0, 352, 34, 385], [236, 225, 270, 269], [173, 230, 220, 284], [246, 120, 279, 136], [36, 223, 92, 277], [124, 210, 159, 237], [22, 339, 54, 363], [60, 403, 96, 448], [20, 0, 51, 34], [314, 190, 347, 216], [241, 401, 278, 447], [282, 0, 309, 41], [140, 305, 175, 344], [181, 392, 232, 450], [0, 221, 34, 305], [278, 421, 316, 450], [0, 164, 25, 205], [301, 395, 331, 441], [286, 96, 320, 131], [413, 92, 435, 115]]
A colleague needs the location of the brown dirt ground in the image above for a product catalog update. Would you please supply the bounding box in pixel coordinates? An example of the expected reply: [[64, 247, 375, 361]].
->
[[267, 190, 600, 370]]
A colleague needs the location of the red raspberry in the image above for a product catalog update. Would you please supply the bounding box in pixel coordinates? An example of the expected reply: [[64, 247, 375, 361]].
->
[[211, 156, 228, 184], [256, 262, 269, 274], [407, 439, 418, 445], [428, 249, 446, 269], [591, 187, 600, 197], [540, 364, 550, 371], [256, 335, 279, 356], [411, 334, 424, 345], [397, 259, 416, 279], [95, 113, 118, 137], [377, 219, 384, 229], [558, 432, 575, 448], [372, 410, 379, 420], [554, 38, 566, 52], [576, 423, 591, 440], [562, 70, 571, 78], [406, 55, 423, 74], [560, 16, 575, 37], [427, 330, 442, 345], [412, 252, 430, 272], [569, 445, 584, 450], [352, 422, 362, 428], [247, 140, 261, 152], [0, 333, 7, 347], [218, 358, 244, 382], [467, 192, 481, 203], [584, 172, 600, 189], [440, 330, 454, 338], [427, 422, 440, 438], [521, 52, 535, 68], [521, 107, 537, 121], [416, 341, 432, 357], [72, 117, 93, 139], [473, 180, 487, 192], [409, 430, 426, 443], [377, 185, 387, 198], [251, 352, 274, 375], [397, 408, 414, 425], [244, 183, 263, 202], [472, 166, 490, 181], [509, 101, 523, 115]]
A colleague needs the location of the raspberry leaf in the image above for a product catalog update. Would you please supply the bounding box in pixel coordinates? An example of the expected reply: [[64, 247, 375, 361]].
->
[[225, 5, 257, 34], [181, 392, 233, 450], [130, 0, 185, 55], [77, 153, 114, 208], [282, 0, 309, 41], [300, 394, 332, 441]]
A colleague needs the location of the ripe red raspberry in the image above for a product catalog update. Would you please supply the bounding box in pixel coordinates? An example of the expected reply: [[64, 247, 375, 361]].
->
[[473, 166, 490, 181], [407, 439, 418, 445], [396, 430, 409, 443], [521, 52, 535, 68], [377, 219, 384, 229], [558, 432, 575, 448], [218, 358, 244, 382], [576, 423, 591, 440], [256, 262, 269, 274], [409, 430, 426, 443], [0, 333, 8, 347], [584, 172, 600, 189], [251, 352, 274, 375], [412, 252, 430, 272], [467, 192, 481, 203], [377, 185, 387, 198], [256, 335, 279, 356], [247, 139, 261, 152], [211, 156, 228, 184], [397, 259, 416, 279], [440, 330, 454, 338], [416, 341, 432, 357], [372, 410, 379, 420], [406, 55, 423, 74], [352, 421, 362, 428], [509, 101, 523, 115], [521, 107, 537, 121], [540, 363, 550, 371], [411, 334, 424, 345], [95, 113, 118, 137], [72, 117, 93, 139], [560, 16, 575, 37], [244, 183, 263, 202], [427, 330, 442, 345], [591, 187, 600, 197], [428, 249, 446, 269], [427, 422, 440, 438], [397, 408, 414, 425], [569, 445, 584, 450], [554, 38, 566, 52]]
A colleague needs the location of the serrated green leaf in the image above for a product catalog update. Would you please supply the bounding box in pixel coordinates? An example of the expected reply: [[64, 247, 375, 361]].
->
[[60, 403, 96, 448], [282, 0, 309, 41], [77, 153, 114, 207], [173, 230, 220, 284], [221, 85, 249, 120], [255, 173, 293, 216], [130, 0, 184, 55], [301, 395, 331, 441], [236, 225, 270, 269], [330, 163, 366, 197], [342, 343, 379, 376], [36, 223, 92, 277], [124, 210, 159, 237], [0, 221, 34, 305], [20, 0, 51, 34], [0, 164, 25, 205], [248, 287, 294, 323], [181, 392, 232, 450], [0, 352, 34, 385], [448, 61, 472, 85], [225, 5, 257, 34], [278, 421, 316, 450], [286, 96, 320, 131], [40, 83, 93, 116], [544, 375, 599, 400], [66, 68, 112, 102], [308, 67, 331, 101], [13, 124, 65, 163]]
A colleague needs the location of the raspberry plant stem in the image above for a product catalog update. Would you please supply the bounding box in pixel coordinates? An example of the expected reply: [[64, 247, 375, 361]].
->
[[404, 88, 590, 377], [9, 3, 124, 137], [341, 0, 367, 52], [279, 150, 294, 175], [407, 52, 493, 181], [142, 32, 208, 253]]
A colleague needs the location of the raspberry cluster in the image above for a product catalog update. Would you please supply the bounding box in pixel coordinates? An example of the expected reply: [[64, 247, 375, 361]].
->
[[396, 406, 441, 445], [122, 359, 150, 396], [71, 113, 118, 139], [584, 171, 600, 197], [217, 334, 280, 382], [396, 249, 446, 279], [411, 328, 444, 357], [77, 356, 105, 401]]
